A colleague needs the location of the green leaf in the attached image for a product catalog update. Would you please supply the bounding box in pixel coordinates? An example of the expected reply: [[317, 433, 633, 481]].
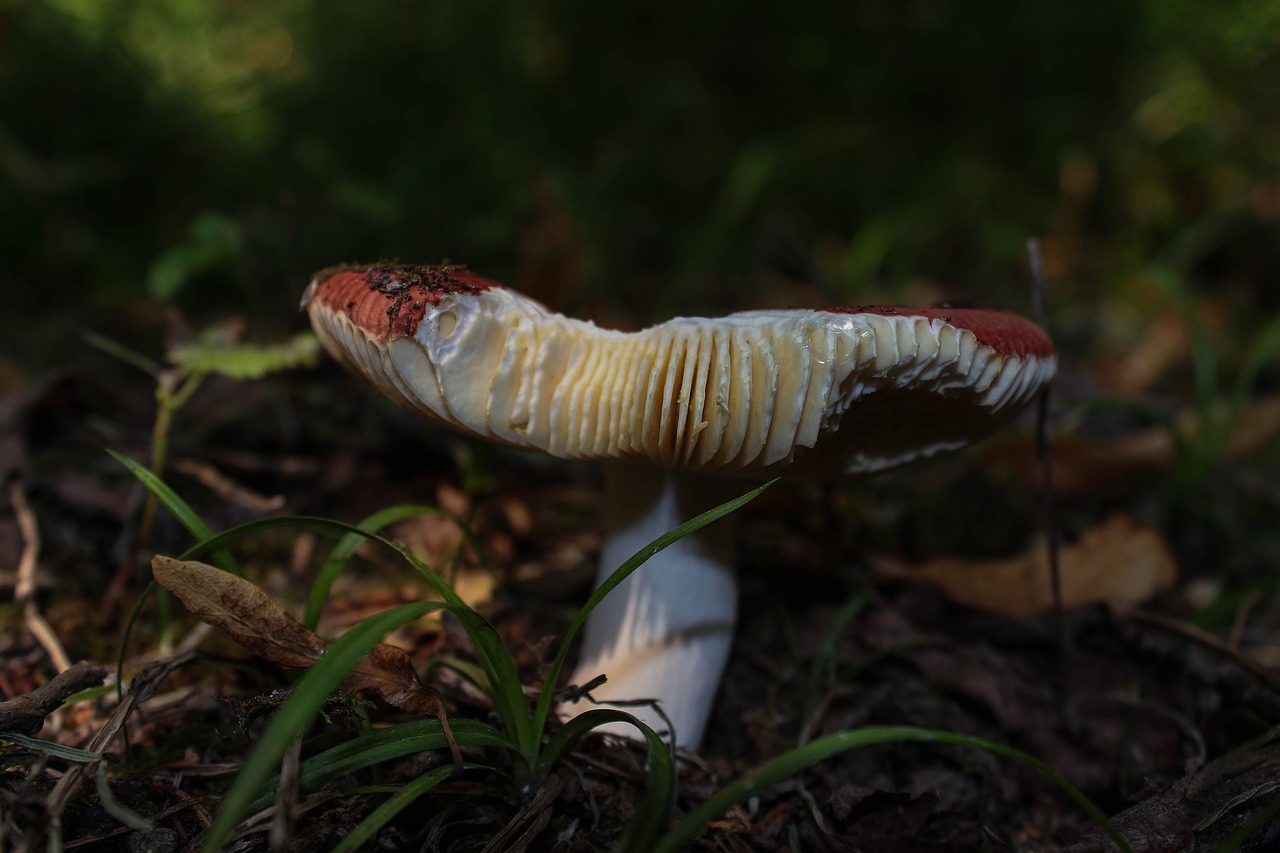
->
[[250, 718, 509, 812], [1225, 311, 1280, 444], [108, 449, 241, 576], [147, 211, 243, 302], [304, 504, 489, 631], [83, 331, 162, 377], [651, 726, 1133, 853], [394, 548, 535, 762], [172, 514, 534, 772], [167, 332, 321, 380], [0, 732, 105, 764], [534, 709, 674, 853], [330, 763, 486, 853]]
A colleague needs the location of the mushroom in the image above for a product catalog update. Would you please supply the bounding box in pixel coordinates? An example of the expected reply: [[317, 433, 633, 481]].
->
[[303, 262, 1056, 749]]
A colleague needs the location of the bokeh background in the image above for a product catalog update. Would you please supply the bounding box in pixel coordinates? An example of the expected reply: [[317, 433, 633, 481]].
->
[[4, 4, 1280, 843], [6, 0, 1279, 368]]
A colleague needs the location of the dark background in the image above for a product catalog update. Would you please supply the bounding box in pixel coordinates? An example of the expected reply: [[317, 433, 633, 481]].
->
[[5, 0, 1278, 369], [3, 7, 1280, 845]]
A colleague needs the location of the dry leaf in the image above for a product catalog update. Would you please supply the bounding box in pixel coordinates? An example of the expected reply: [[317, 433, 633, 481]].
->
[[1097, 313, 1190, 394], [345, 643, 445, 717], [152, 555, 327, 670], [151, 556, 443, 715], [869, 514, 1178, 617]]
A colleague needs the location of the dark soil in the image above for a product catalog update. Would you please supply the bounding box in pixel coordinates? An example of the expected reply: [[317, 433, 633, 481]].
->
[[2, 359, 1279, 852]]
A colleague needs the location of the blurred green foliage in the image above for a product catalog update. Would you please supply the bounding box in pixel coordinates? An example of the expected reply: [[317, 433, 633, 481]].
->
[[3, 0, 1279, 366]]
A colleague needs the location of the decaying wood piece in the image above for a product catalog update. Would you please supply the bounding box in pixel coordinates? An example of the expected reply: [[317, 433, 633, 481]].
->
[[0, 661, 107, 735], [1065, 727, 1280, 852]]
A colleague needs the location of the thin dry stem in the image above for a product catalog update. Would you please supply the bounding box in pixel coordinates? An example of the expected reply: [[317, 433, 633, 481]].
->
[[269, 734, 304, 852], [170, 457, 286, 513], [1130, 609, 1280, 693], [11, 480, 72, 673]]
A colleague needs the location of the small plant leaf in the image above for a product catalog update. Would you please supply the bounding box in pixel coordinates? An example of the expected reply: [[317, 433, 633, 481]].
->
[[83, 331, 163, 377], [147, 211, 243, 302], [167, 331, 320, 380], [161, 515, 531, 773], [0, 731, 105, 764], [532, 480, 774, 743], [303, 503, 487, 631], [651, 725, 1133, 853], [247, 717, 509, 812], [109, 449, 241, 576], [541, 710, 674, 853], [331, 763, 485, 853]]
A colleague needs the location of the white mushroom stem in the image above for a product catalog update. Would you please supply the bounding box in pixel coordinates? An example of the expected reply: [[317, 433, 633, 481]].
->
[[559, 463, 741, 749]]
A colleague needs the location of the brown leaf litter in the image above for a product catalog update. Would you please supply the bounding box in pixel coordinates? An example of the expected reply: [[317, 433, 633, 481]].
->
[[151, 555, 461, 767], [870, 513, 1179, 617]]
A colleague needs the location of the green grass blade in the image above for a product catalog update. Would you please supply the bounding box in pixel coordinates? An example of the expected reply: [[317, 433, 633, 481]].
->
[[0, 732, 104, 763], [616, 720, 677, 852], [329, 762, 483, 853], [531, 481, 775, 743], [394, 548, 535, 763], [1146, 268, 1219, 470], [304, 503, 489, 631], [108, 449, 241, 576], [174, 515, 462, 603], [804, 595, 867, 696], [172, 513, 534, 766], [651, 725, 1133, 853], [118, 579, 159, 702], [1225, 310, 1280, 449], [83, 331, 162, 376], [200, 601, 440, 852], [533, 710, 675, 853], [249, 718, 510, 812], [421, 655, 491, 693]]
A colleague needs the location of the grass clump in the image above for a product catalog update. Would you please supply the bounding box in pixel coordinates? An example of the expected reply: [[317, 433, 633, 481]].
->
[[106, 451, 1135, 851]]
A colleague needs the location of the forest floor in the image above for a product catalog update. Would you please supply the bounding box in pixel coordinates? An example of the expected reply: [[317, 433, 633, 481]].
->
[[2, 321, 1280, 852]]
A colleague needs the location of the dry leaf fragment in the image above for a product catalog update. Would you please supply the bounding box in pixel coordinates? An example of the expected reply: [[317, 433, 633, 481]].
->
[[869, 514, 1177, 617], [153, 555, 327, 670], [151, 555, 450, 721], [1097, 312, 1190, 394], [346, 643, 445, 717]]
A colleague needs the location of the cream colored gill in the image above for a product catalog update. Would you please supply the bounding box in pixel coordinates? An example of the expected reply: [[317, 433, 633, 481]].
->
[[330, 289, 1048, 472]]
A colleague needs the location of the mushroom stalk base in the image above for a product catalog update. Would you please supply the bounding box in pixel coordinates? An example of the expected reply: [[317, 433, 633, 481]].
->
[[559, 464, 740, 750]]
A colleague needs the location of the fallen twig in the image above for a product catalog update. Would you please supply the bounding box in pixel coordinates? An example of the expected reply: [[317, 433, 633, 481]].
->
[[11, 479, 73, 672], [0, 660, 108, 735]]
